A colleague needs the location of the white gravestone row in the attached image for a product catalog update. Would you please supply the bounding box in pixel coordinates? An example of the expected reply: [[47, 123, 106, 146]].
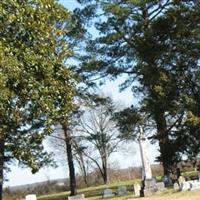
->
[[190, 181, 200, 191], [174, 179, 200, 192], [181, 180, 200, 191]]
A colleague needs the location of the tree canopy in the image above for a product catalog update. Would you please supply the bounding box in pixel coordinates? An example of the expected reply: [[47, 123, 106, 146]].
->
[[0, 0, 76, 197], [75, 0, 200, 174]]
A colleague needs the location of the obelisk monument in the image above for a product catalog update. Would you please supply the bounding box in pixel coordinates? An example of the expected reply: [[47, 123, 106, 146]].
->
[[138, 126, 152, 180], [138, 126, 155, 196]]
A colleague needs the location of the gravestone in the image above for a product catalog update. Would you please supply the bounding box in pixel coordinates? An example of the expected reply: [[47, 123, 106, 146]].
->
[[155, 182, 166, 192], [178, 176, 185, 186], [117, 186, 127, 195], [102, 189, 114, 198], [161, 175, 173, 187], [180, 182, 190, 191], [133, 183, 141, 197], [173, 182, 180, 191], [68, 194, 85, 200], [25, 194, 37, 200], [190, 181, 200, 191]]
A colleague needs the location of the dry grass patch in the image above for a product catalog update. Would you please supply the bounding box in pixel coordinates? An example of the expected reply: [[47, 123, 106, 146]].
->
[[140, 189, 200, 200]]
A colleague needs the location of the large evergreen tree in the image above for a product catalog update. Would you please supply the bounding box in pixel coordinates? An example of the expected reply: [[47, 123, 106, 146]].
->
[[75, 0, 200, 175]]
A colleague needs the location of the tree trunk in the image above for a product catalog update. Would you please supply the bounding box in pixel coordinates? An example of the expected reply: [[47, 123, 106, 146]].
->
[[75, 154, 88, 187], [102, 167, 108, 184], [155, 112, 171, 176], [102, 158, 108, 184], [0, 137, 4, 200], [79, 155, 88, 187], [63, 125, 77, 196]]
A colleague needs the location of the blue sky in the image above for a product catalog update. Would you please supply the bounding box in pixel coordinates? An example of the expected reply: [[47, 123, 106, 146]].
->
[[5, 0, 159, 187]]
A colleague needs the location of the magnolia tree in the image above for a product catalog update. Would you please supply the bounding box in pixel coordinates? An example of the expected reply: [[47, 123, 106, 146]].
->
[[0, 0, 76, 199]]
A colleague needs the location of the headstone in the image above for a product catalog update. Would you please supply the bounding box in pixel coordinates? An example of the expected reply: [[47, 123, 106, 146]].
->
[[173, 182, 180, 191], [178, 176, 185, 186], [25, 194, 37, 200], [133, 183, 141, 197], [180, 182, 190, 191], [142, 179, 157, 197], [162, 175, 173, 187], [117, 186, 127, 195], [152, 177, 157, 185], [68, 194, 85, 200], [190, 181, 200, 191], [155, 182, 166, 191], [102, 189, 114, 198]]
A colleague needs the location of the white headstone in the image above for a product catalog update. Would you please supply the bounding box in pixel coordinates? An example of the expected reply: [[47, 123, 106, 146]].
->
[[25, 194, 37, 200], [173, 182, 180, 191], [180, 182, 190, 191], [178, 176, 185, 186], [68, 194, 85, 200], [138, 126, 152, 180], [134, 183, 141, 197], [190, 181, 200, 191]]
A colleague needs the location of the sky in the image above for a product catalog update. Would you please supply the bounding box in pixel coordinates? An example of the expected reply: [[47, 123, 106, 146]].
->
[[5, 0, 159, 187]]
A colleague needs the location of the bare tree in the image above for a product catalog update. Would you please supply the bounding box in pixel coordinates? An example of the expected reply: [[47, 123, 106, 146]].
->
[[78, 96, 121, 184], [49, 110, 91, 189]]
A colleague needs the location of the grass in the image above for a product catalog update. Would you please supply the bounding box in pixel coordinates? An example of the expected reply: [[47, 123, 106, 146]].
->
[[37, 179, 138, 200], [38, 188, 200, 200], [37, 172, 200, 200]]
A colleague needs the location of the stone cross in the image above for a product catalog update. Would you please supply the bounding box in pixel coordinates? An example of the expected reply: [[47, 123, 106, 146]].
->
[[138, 126, 152, 180]]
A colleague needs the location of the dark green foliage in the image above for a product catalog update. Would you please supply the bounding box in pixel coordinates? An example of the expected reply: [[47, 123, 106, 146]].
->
[[75, 0, 200, 174], [0, 0, 75, 189]]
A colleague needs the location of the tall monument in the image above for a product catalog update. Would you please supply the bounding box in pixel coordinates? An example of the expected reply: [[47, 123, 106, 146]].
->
[[138, 126, 152, 180], [138, 126, 155, 197]]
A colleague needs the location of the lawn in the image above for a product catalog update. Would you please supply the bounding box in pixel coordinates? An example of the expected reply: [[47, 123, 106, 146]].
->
[[37, 175, 200, 200], [38, 188, 200, 200]]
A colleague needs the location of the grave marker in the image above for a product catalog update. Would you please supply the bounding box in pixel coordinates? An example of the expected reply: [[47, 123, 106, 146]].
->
[[117, 186, 127, 195], [133, 183, 141, 197], [102, 189, 114, 198], [68, 194, 85, 200], [25, 194, 37, 200]]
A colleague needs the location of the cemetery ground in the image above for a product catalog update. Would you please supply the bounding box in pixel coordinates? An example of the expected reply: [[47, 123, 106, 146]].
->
[[35, 172, 200, 200]]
